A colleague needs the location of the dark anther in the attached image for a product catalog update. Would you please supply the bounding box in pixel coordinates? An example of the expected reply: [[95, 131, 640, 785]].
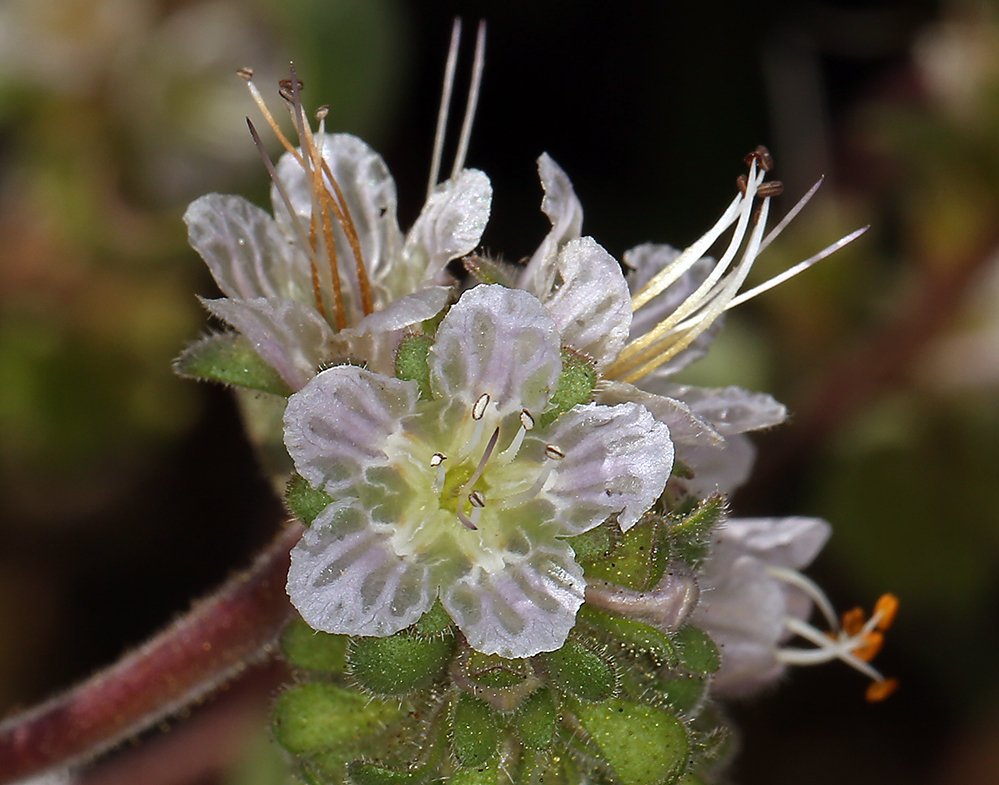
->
[[736, 174, 748, 196], [237, 67, 254, 81], [278, 77, 305, 103], [744, 145, 774, 172], [757, 181, 784, 198]]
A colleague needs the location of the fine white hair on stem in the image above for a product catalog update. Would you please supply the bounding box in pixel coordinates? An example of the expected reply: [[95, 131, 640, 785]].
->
[[450, 19, 487, 180], [427, 19, 462, 200]]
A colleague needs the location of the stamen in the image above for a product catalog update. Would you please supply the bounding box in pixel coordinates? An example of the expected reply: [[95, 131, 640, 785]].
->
[[449, 19, 486, 179], [780, 617, 885, 682], [427, 18, 462, 200], [469, 490, 486, 508], [765, 565, 840, 631], [497, 409, 535, 464], [872, 593, 899, 631], [756, 180, 784, 198], [758, 176, 823, 254], [239, 69, 302, 162], [841, 607, 865, 637], [744, 145, 774, 172], [520, 409, 535, 430], [854, 631, 884, 662], [431, 453, 446, 493], [544, 444, 565, 461], [472, 393, 490, 420], [498, 446, 562, 510], [865, 677, 899, 703], [457, 509, 478, 531], [463, 427, 501, 495]]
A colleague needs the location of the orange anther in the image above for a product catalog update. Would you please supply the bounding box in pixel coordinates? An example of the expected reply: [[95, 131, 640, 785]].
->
[[854, 631, 884, 662], [865, 677, 899, 703], [841, 607, 866, 636], [873, 593, 899, 631]]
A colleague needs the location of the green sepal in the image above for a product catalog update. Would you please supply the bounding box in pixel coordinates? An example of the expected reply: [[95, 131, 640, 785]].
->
[[651, 674, 707, 716], [452, 694, 501, 767], [286, 473, 334, 526], [672, 626, 721, 675], [565, 520, 619, 564], [451, 758, 501, 785], [539, 348, 597, 428], [464, 651, 534, 690], [272, 683, 405, 755], [515, 687, 558, 750], [669, 495, 726, 569], [412, 598, 454, 637], [577, 605, 678, 668], [540, 639, 616, 702], [576, 699, 689, 785], [348, 761, 427, 785], [174, 331, 292, 396], [463, 254, 519, 286], [583, 517, 670, 591], [281, 617, 348, 673], [395, 333, 434, 400], [349, 631, 455, 696]]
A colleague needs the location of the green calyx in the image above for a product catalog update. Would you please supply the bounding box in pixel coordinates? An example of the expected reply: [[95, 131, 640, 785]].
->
[[395, 332, 434, 399], [174, 331, 292, 396], [285, 473, 334, 526], [539, 348, 597, 428], [349, 629, 456, 696]]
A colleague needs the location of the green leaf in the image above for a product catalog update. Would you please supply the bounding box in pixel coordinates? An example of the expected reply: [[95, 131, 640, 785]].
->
[[281, 617, 348, 673], [541, 639, 616, 702], [349, 631, 456, 696], [174, 332, 292, 396], [395, 333, 434, 399], [285, 473, 334, 526], [272, 683, 405, 755], [452, 694, 501, 767], [672, 626, 720, 675], [576, 699, 689, 785]]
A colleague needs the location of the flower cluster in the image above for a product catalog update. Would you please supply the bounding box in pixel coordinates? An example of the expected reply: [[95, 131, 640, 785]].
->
[[181, 26, 893, 709]]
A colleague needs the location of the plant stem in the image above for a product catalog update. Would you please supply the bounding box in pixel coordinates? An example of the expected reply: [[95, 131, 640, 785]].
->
[[0, 523, 303, 784]]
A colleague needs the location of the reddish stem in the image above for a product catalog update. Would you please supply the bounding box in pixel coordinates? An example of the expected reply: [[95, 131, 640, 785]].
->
[[0, 524, 302, 784]]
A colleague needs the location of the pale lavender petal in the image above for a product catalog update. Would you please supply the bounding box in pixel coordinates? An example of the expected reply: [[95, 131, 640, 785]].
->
[[283, 365, 419, 497], [655, 384, 788, 435], [288, 503, 435, 637], [273, 133, 403, 298], [719, 517, 831, 570], [202, 296, 336, 391], [519, 154, 584, 296], [544, 402, 673, 533], [405, 169, 492, 288], [597, 381, 722, 449], [677, 433, 756, 497], [544, 237, 632, 371], [441, 541, 585, 658], [347, 286, 452, 336], [185, 194, 310, 301], [430, 285, 561, 415]]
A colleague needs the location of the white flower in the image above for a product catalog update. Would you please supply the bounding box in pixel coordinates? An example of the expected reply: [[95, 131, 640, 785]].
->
[[283, 284, 673, 658], [693, 517, 898, 700], [184, 64, 492, 392], [516, 151, 856, 494]]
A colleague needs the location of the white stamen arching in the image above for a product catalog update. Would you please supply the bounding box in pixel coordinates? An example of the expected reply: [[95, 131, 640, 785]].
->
[[757, 176, 824, 255], [765, 565, 839, 631], [497, 409, 535, 464], [499, 446, 563, 510], [427, 18, 462, 200], [449, 19, 486, 179], [778, 616, 885, 682]]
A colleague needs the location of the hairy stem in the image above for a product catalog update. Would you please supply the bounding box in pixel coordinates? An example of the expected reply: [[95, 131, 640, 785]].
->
[[0, 524, 303, 784]]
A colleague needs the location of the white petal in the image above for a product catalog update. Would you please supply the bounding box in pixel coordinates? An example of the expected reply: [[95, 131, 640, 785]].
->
[[544, 402, 673, 532], [677, 433, 756, 497], [283, 365, 420, 498], [404, 169, 492, 289], [185, 194, 310, 301], [202, 296, 336, 392], [694, 553, 786, 651], [659, 384, 788, 435], [598, 381, 723, 449], [273, 133, 403, 298], [519, 154, 584, 296], [544, 237, 632, 371], [718, 517, 831, 570], [288, 503, 435, 637], [346, 286, 452, 337], [441, 541, 585, 658], [430, 285, 561, 415]]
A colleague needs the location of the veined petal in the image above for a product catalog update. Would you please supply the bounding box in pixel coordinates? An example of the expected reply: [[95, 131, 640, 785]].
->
[[289, 503, 435, 637], [598, 380, 722, 448], [430, 284, 561, 415], [441, 541, 585, 658], [544, 237, 632, 372], [202, 296, 336, 392], [544, 402, 673, 533], [346, 286, 452, 336], [273, 133, 403, 299], [404, 169, 492, 290], [185, 194, 311, 301], [676, 434, 756, 497], [659, 384, 788, 435], [283, 365, 420, 498], [519, 154, 584, 296]]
